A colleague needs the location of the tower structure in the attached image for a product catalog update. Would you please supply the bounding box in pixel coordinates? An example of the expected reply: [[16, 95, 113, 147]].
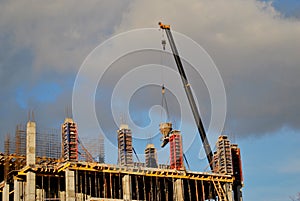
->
[[214, 135, 233, 175], [117, 124, 133, 166], [62, 118, 78, 162], [169, 130, 183, 170], [213, 151, 219, 173], [26, 120, 36, 201], [231, 143, 244, 201], [98, 133, 105, 163], [145, 144, 158, 168], [231, 144, 243, 182]]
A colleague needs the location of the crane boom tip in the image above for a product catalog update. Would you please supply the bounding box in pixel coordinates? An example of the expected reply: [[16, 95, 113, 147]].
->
[[158, 22, 170, 29]]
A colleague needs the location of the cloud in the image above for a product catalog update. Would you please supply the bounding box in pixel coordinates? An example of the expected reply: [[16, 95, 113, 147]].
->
[[0, 0, 300, 152], [0, 0, 130, 151], [115, 0, 300, 136], [0, 0, 129, 72]]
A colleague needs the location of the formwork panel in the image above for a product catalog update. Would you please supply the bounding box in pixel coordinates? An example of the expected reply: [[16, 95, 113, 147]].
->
[[169, 131, 183, 170]]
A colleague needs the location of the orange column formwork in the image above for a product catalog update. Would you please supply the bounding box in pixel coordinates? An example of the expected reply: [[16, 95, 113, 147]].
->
[[62, 118, 78, 162], [169, 130, 183, 170]]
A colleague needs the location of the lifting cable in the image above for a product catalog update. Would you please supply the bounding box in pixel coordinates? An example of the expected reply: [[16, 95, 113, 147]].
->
[[160, 30, 170, 122], [161, 84, 170, 121]]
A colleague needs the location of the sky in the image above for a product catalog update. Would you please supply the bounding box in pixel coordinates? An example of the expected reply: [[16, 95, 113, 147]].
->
[[0, 0, 300, 200]]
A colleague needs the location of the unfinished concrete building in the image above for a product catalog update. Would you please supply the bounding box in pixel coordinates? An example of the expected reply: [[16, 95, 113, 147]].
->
[[0, 118, 243, 201]]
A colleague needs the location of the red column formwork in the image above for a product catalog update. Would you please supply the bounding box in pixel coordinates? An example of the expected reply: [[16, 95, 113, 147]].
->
[[169, 130, 183, 170]]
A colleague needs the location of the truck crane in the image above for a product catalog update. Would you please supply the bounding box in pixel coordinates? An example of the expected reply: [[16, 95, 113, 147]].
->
[[158, 22, 214, 171]]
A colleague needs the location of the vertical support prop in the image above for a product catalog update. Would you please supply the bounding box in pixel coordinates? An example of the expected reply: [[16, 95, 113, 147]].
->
[[201, 180, 205, 201], [143, 176, 146, 200], [195, 180, 199, 201]]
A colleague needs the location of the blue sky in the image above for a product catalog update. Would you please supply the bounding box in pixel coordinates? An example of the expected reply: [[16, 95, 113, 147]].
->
[[1, 0, 300, 200], [268, 0, 300, 17], [240, 129, 300, 200]]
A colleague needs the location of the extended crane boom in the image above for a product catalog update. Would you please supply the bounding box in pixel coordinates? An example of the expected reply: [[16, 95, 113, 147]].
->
[[159, 22, 214, 170]]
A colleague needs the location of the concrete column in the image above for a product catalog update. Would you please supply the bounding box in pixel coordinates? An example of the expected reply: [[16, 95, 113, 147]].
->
[[174, 179, 184, 201], [26, 172, 36, 200], [122, 175, 131, 201], [14, 179, 22, 201], [225, 183, 233, 201], [26, 121, 36, 166], [65, 170, 76, 201], [2, 182, 9, 201], [26, 121, 36, 201]]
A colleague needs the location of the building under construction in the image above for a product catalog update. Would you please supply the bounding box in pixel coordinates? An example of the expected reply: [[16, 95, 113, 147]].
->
[[0, 117, 243, 201], [0, 22, 243, 201]]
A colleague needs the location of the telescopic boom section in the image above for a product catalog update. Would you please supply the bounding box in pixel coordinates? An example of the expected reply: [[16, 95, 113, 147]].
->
[[158, 22, 214, 170]]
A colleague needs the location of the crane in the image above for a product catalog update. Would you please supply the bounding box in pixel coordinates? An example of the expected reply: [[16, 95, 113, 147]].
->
[[158, 22, 214, 170]]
